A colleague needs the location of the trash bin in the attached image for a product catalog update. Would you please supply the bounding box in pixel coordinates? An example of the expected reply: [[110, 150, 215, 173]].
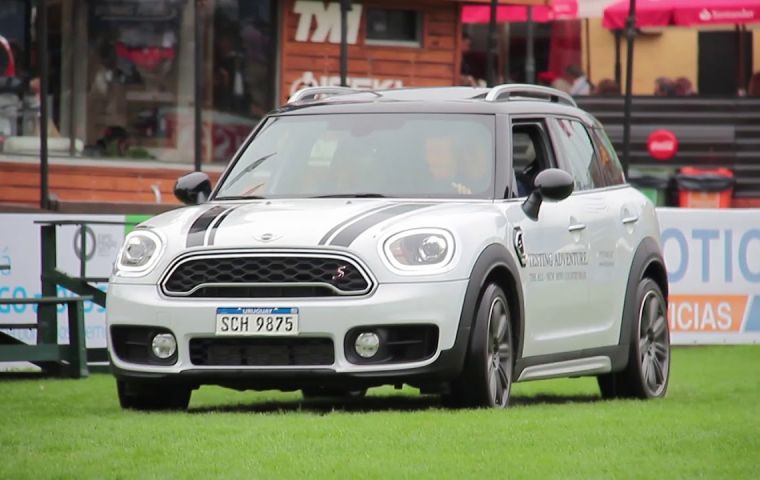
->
[[628, 167, 674, 206], [675, 167, 735, 208]]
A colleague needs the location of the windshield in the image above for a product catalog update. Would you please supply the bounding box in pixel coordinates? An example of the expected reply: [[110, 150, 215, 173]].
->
[[214, 113, 495, 199]]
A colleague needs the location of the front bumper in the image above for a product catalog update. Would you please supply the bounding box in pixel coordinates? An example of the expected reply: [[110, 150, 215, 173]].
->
[[106, 280, 469, 387]]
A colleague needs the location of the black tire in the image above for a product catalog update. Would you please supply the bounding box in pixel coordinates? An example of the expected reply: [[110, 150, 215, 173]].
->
[[302, 387, 367, 399], [447, 283, 514, 408], [598, 278, 670, 400], [117, 380, 191, 411]]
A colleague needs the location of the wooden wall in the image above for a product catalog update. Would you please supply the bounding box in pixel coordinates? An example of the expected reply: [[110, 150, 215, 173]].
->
[[279, 0, 462, 104], [0, 161, 221, 208]]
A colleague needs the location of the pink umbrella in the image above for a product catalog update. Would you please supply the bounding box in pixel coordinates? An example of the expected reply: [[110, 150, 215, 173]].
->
[[603, 0, 760, 176], [603, 0, 760, 29], [461, 0, 577, 23]]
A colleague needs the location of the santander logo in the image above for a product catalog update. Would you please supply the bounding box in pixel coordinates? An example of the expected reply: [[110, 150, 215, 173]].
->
[[697, 7, 754, 22]]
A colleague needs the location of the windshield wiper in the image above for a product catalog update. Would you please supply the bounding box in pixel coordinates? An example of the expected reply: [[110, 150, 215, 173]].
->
[[215, 195, 267, 200], [222, 152, 277, 190], [312, 193, 388, 198]]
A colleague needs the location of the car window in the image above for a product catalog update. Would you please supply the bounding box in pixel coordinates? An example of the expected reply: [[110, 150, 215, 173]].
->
[[548, 118, 596, 191], [215, 113, 495, 199], [590, 127, 626, 186], [511, 121, 554, 198]]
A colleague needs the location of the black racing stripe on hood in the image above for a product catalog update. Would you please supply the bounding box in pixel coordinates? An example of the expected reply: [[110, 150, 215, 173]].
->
[[329, 203, 435, 247], [207, 205, 240, 246], [318, 203, 394, 245], [186, 205, 226, 247]]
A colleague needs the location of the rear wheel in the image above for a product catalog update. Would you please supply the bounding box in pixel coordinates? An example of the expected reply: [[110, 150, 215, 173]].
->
[[448, 283, 514, 408], [598, 278, 670, 399], [117, 380, 191, 411]]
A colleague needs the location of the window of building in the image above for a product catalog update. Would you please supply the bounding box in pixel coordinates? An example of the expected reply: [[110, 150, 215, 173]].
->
[[365, 8, 422, 47]]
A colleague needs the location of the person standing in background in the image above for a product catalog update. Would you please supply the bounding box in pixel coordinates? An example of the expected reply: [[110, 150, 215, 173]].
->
[[565, 64, 591, 96]]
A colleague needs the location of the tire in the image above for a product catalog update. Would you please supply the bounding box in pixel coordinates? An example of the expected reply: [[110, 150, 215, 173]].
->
[[448, 283, 514, 408], [302, 387, 367, 399], [117, 380, 191, 411], [598, 278, 670, 400]]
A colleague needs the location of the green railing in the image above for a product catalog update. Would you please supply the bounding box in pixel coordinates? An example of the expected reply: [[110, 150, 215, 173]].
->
[[0, 219, 138, 376]]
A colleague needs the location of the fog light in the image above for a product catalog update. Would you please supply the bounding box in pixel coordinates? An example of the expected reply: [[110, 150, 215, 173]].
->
[[354, 332, 380, 359], [151, 333, 177, 359]]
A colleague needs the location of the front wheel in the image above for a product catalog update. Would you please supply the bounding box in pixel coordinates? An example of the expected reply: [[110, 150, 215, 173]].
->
[[448, 283, 514, 408], [598, 278, 670, 399]]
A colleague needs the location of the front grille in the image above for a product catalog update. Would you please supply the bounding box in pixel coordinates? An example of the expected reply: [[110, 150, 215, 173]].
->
[[162, 253, 372, 298], [189, 337, 334, 366]]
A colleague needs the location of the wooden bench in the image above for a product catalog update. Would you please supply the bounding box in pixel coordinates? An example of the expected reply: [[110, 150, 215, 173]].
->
[[0, 296, 91, 378]]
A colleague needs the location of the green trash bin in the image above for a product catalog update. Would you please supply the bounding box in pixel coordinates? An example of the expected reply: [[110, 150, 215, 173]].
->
[[627, 168, 674, 206]]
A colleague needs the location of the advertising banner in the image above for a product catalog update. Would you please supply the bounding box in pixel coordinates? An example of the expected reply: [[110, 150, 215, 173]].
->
[[0, 214, 130, 350], [659, 209, 760, 344]]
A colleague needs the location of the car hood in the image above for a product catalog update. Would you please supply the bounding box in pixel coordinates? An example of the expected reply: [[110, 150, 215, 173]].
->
[[149, 199, 451, 250]]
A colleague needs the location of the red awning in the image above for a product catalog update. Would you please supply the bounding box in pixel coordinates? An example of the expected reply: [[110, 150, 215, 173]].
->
[[461, 0, 578, 23], [603, 0, 760, 29]]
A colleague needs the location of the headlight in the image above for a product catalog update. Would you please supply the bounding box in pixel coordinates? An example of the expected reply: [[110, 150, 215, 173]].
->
[[383, 228, 455, 273], [115, 230, 163, 275]]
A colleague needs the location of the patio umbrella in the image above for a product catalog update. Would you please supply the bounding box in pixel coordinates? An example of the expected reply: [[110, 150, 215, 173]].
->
[[602, 0, 760, 174], [461, 0, 578, 84]]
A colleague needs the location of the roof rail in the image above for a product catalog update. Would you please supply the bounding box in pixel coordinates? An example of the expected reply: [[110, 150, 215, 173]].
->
[[288, 86, 359, 103], [485, 84, 577, 107]]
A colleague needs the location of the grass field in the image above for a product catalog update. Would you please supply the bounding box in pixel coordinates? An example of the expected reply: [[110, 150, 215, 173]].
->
[[1, 346, 759, 479]]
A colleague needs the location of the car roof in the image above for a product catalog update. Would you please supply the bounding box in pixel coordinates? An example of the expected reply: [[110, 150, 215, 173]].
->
[[273, 86, 598, 127]]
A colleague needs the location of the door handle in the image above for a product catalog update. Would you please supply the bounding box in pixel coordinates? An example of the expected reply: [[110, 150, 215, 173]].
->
[[622, 215, 639, 225], [568, 223, 587, 232]]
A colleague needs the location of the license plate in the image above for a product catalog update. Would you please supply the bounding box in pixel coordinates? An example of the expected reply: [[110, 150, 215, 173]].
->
[[215, 307, 299, 336]]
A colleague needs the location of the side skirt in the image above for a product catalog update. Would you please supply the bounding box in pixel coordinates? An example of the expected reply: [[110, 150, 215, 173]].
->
[[514, 345, 628, 382]]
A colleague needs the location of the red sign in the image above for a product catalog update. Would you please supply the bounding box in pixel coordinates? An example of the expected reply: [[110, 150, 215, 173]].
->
[[647, 129, 678, 160]]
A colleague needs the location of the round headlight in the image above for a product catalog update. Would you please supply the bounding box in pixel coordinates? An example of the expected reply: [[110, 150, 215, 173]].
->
[[117, 230, 163, 274], [418, 235, 448, 263], [383, 229, 454, 272], [151, 333, 177, 360]]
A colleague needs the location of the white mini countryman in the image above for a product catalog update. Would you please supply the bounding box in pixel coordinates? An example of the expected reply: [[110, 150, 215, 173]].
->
[[108, 85, 671, 410]]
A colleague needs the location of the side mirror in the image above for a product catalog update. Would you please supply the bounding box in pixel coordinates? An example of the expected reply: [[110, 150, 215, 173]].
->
[[174, 172, 212, 205], [522, 168, 574, 220]]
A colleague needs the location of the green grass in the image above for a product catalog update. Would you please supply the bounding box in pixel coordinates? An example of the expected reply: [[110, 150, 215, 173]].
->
[[1, 346, 759, 479]]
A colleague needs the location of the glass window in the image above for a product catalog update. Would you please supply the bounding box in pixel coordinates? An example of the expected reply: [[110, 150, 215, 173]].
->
[[365, 9, 421, 46], [549, 117, 595, 191], [79, 0, 276, 164], [216, 114, 495, 199], [86, 0, 192, 161], [590, 127, 625, 187]]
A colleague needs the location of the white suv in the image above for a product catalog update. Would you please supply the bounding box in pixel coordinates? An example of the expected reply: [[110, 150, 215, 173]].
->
[[107, 85, 670, 410]]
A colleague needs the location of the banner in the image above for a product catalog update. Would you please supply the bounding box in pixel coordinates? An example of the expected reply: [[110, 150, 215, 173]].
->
[[659, 208, 760, 344], [0, 214, 129, 350]]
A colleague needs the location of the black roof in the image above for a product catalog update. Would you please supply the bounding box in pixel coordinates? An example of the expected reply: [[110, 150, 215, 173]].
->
[[274, 86, 598, 126]]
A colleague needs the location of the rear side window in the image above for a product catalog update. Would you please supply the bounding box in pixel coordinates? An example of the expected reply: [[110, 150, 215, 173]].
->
[[548, 118, 595, 191], [590, 127, 625, 186]]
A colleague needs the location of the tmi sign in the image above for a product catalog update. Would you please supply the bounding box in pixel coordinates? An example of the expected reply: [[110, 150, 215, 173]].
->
[[294, 1, 363, 44]]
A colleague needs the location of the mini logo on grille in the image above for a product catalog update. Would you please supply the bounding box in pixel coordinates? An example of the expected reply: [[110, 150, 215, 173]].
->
[[253, 232, 281, 243], [332, 265, 348, 282]]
